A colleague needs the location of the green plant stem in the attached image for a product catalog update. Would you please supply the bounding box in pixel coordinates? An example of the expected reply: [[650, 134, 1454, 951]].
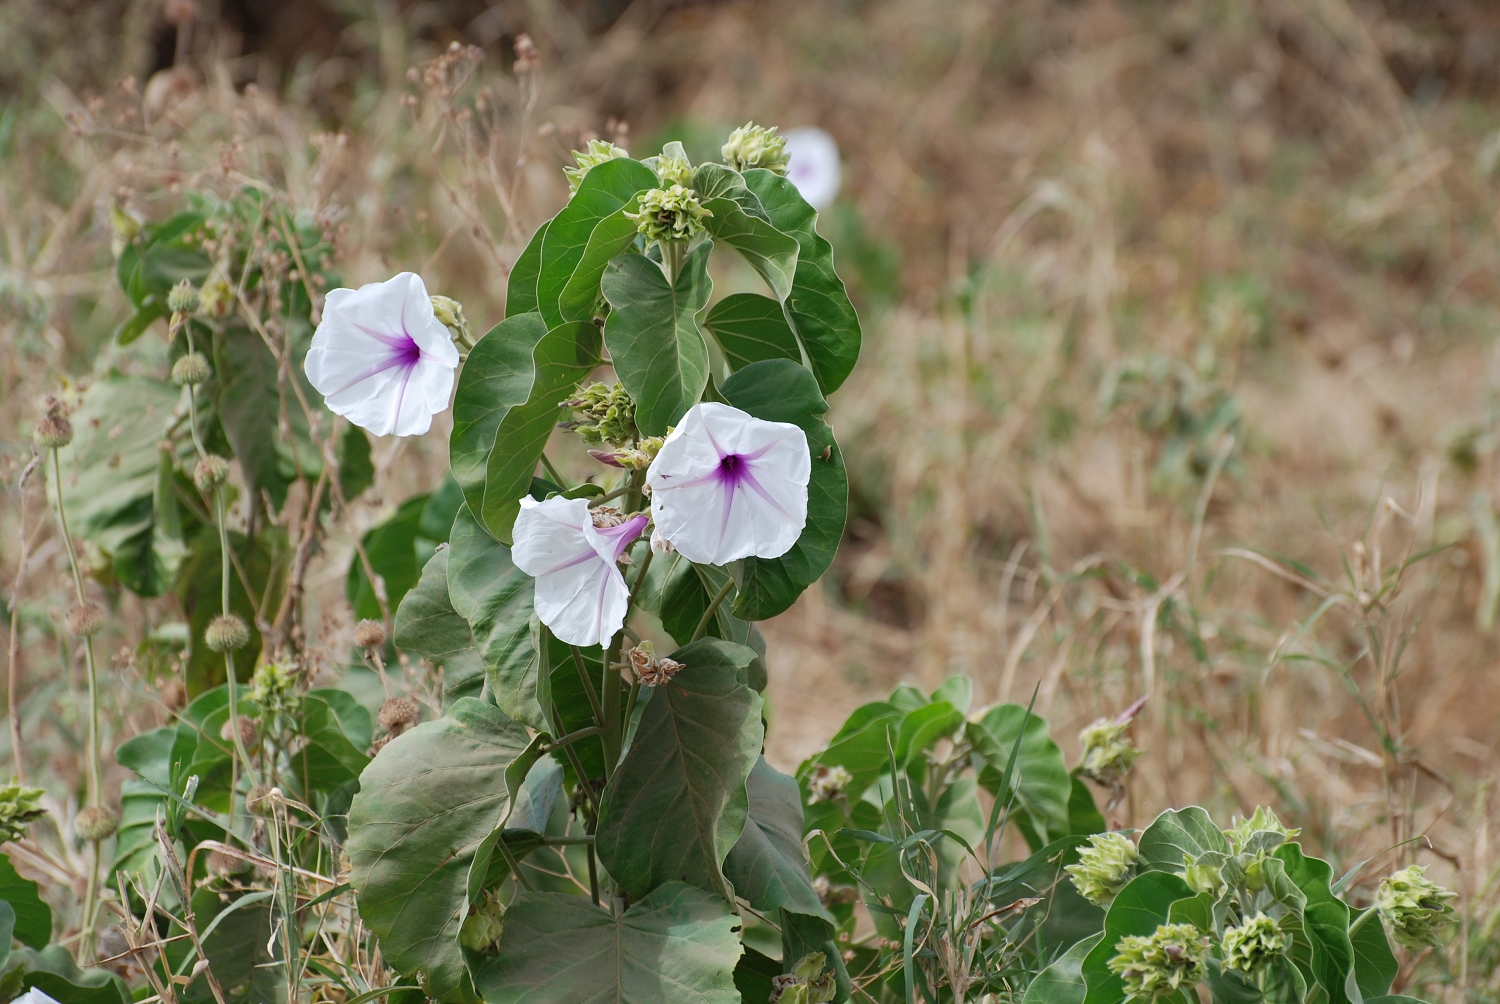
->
[[542, 726, 602, 753], [691, 578, 735, 642], [622, 680, 641, 745], [1347, 907, 1376, 940], [539, 453, 567, 489], [627, 544, 654, 609], [662, 241, 686, 285], [495, 837, 534, 893], [216, 490, 257, 797], [571, 646, 606, 736], [50, 448, 105, 960], [601, 635, 622, 774]]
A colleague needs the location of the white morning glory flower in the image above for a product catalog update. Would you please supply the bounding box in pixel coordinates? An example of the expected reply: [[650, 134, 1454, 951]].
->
[[512, 496, 649, 647], [303, 272, 461, 437], [646, 402, 810, 566]]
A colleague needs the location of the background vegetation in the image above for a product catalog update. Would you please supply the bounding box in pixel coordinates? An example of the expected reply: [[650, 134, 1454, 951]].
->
[[2, 0, 1499, 999]]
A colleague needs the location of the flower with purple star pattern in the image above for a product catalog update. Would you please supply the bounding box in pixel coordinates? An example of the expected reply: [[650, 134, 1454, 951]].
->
[[646, 402, 810, 565]]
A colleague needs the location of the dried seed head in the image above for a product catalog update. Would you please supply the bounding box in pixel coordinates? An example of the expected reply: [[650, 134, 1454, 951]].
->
[[628, 641, 684, 687], [220, 715, 257, 748], [204, 614, 250, 653], [193, 454, 230, 492], [65, 602, 107, 637], [171, 352, 212, 386], [379, 697, 420, 735], [353, 619, 386, 649], [167, 279, 200, 313], [159, 677, 187, 711], [245, 785, 276, 817], [590, 506, 627, 529], [206, 848, 245, 878], [34, 397, 73, 449], [75, 806, 120, 842]]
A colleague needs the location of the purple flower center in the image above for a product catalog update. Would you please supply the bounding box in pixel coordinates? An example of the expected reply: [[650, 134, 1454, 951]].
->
[[718, 454, 744, 479]]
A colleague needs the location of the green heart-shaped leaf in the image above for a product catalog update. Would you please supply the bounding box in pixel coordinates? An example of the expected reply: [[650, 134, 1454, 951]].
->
[[393, 546, 486, 704], [506, 220, 549, 318], [703, 292, 801, 372], [1080, 871, 1196, 1004], [693, 164, 798, 301], [602, 242, 713, 437], [596, 638, 764, 900], [723, 757, 831, 922]]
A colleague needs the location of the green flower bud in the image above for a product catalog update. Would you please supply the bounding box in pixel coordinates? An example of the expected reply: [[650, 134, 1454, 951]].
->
[[1221, 912, 1289, 978], [651, 142, 694, 188], [806, 764, 854, 805], [722, 121, 790, 175], [430, 295, 473, 346], [769, 953, 835, 1004], [205, 613, 250, 653], [564, 139, 630, 194], [1077, 717, 1141, 786], [0, 780, 48, 843], [1182, 853, 1227, 898], [193, 454, 231, 492], [1066, 831, 1139, 906], [1377, 865, 1457, 949], [251, 659, 300, 717], [197, 274, 233, 319], [168, 279, 200, 314], [560, 382, 639, 449], [172, 352, 213, 386], [460, 889, 505, 955], [1106, 923, 1211, 1000], [75, 805, 120, 842], [626, 185, 712, 246], [1224, 806, 1299, 853]]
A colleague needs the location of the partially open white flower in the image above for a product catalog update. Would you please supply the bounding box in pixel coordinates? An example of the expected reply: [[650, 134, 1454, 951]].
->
[[646, 403, 810, 566], [304, 272, 460, 437], [512, 496, 649, 647]]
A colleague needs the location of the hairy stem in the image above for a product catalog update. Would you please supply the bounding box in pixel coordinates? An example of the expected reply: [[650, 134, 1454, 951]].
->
[[691, 577, 735, 642]]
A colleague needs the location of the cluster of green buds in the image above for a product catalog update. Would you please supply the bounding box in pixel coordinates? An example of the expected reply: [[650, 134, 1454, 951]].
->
[[559, 382, 638, 449], [1377, 865, 1457, 949], [768, 952, 836, 1004], [1066, 831, 1139, 906], [460, 889, 506, 955], [722, 122, 791, 175], [197, 272, 234, 319], [646, 140, 694, 188], [1106, 923, 1211, 999], [1221, 912, 1289, 978], [1224, 806, 1299, 892], [564, 139, 629, 194], [0, 780, 47, 843], [430, 295, 474, 351], [627, 185, 712, 247], [589, 436, 663, 471], [1077, 716, 1141, 787], [1182, 852, 1228, 898], [251, 658, 300, 717]]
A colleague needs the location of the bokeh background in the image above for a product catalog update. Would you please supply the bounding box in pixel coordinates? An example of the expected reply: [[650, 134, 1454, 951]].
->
[[4, 0, 1500, 990]]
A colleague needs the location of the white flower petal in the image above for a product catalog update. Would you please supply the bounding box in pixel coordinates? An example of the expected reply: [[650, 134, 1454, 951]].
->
[[784, 127, 842, 210], [647, 402, 811, 565], [303, 272, 459, 438], [512, 496, 631, 647]]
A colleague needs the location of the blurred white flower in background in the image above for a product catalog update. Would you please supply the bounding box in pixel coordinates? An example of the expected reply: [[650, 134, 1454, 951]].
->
[[783, 127, 842, 210], [303, 272, 460, 437]]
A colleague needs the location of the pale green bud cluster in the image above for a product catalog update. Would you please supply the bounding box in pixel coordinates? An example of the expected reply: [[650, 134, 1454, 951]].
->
[[564, 139, 629, 194], [1066, 831, 1139, 906], [561, 382, 638, 448], [722, 121, 790, 175], [1077, 717, 1141, 786], [0, 780, 48, 843], [198, 274, 234, 319], [1182, 853, 1227, 898], [1377, 865, 1456, 949], [430, 295, 473, 347], [768, 952, 836, 1004], [251, 659, 300, 717], [627, 186, 712, 246], [1221, 912, 1289, 977], [589, 435, 664, 471], [168, 279, 200, 314], [1106, 923, 1211, 999], [460, 889, 505, 955], [1225, 806, 1299, 851]]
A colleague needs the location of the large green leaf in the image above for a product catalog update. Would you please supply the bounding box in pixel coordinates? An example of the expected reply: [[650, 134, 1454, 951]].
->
[[1349, 908, 1398, 999], [1023, 934, 1103, 1004], [346, 698, 540, 1003], [721, 360, 847, 620], [742, 170, 861, 394], [536, 157, 660, 328], [703, 292, 801, 372], [970, 704, 1072, 850], [393, 546, 486, 703], [506, 221, 549, 318], [291, 690, 372, 796], [1275, 844, 1357, 1004], [51, 373, 185, 597], [1081, 871, 1195, 1004], [446, 505, 542, 730], [596, 638, 764, 901], [558, 209, 644, 323], [1136, 806, 1231, 872], [797, 701, 902, 799], [346, 493, 434, 621], [693, 164, 798, 301], [474, 882, 742, 1004], [450, 313, 550, 519], [896, 701, 963, 766], [478, 321, 603, 543], [601, 243, 713, 437], [0, 852, 50, 949], [723, 757, 831, 922]]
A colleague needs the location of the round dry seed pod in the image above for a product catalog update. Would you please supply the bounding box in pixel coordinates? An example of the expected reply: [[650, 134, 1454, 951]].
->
[[378, 696, 419, 735], [353, 619, 386, 649], [75, 806, 120, 842], [34, 413, 73, 449], [220, 715, 257, 748], [65, 602, 107, 637], [245, 785, 276, 817], [159, 677, 188, 711], [193, 455, 230, 492], [206, 848, 247, 878], [167, 279, 200, 313], [171, 352, 212, 386], [205, 614, 250, 652]]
